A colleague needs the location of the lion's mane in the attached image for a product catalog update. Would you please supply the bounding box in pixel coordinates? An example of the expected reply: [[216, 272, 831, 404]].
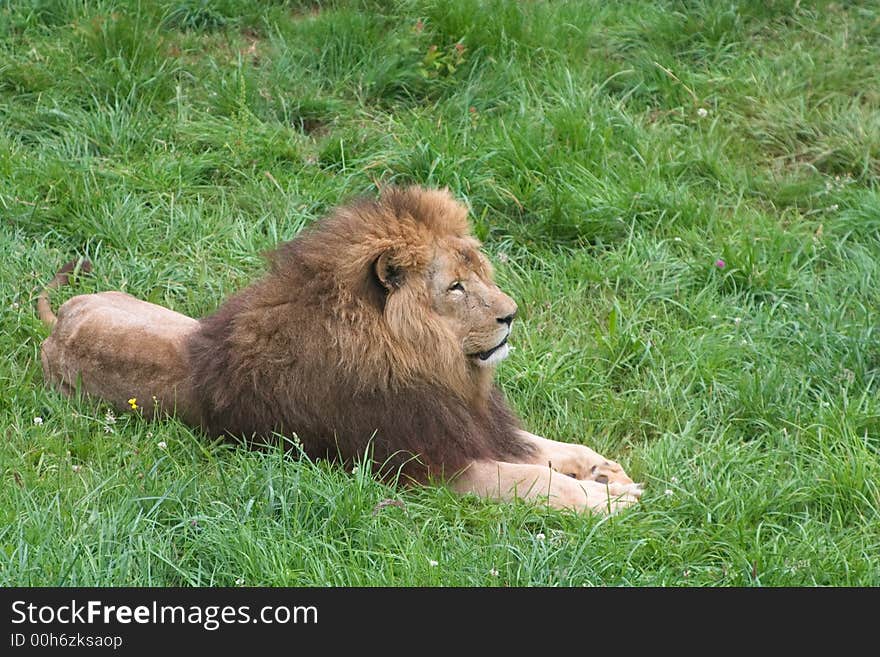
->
[[186, 186, 533, 481]]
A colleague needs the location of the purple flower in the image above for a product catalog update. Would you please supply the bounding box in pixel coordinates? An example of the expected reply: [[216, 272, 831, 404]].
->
[[715, 259, 726, 269]]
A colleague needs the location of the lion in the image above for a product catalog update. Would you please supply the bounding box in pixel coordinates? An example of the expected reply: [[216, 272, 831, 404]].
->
[[38, 186, 642, 514]]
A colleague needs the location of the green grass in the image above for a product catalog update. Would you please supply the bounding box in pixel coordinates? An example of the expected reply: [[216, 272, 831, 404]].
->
[[2, 0, 880, 586]]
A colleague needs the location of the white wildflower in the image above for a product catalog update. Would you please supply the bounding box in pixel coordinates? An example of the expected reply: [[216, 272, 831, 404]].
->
[[157, 441, 167, 449], [428, 559, 439, 567], [33, 417, 43, 425], [664, 489, 674, 496], [535, 532, 546, 541], [489, 568, 499, 577], [697, 107, 708, 118]]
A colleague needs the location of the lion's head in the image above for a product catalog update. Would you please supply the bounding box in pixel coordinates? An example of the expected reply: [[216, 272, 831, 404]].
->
[[375, 218, 518, 369], [426, 238, 518, 366], [264, 185, 519, 399]]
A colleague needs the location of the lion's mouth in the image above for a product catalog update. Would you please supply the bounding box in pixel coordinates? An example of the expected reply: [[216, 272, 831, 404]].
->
[[472, 335, 509, 362]]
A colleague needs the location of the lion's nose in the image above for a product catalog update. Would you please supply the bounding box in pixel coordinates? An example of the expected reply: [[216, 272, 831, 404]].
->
[[497, 311, 517, 327]]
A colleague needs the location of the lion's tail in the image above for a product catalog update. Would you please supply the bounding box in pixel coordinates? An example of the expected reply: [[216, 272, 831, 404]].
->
[[37, 258, 92, 329]]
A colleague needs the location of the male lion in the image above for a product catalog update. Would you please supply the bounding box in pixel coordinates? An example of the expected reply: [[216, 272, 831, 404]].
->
[[39, 186, 642, 514]]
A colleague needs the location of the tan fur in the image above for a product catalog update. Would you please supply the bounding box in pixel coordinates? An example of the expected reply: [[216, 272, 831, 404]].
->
[[449, 460, 640, 514], [40, 291, 199, 423], [517, 431, 635, 485], [449, 433, 642, 514], [38, 186, 642, 514]]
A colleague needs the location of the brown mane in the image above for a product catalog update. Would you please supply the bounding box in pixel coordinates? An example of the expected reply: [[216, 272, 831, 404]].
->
[[186, 186, 533, 482]]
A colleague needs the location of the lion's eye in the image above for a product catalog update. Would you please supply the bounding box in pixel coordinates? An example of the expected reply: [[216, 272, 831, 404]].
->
[[448, 281, 465, 293]]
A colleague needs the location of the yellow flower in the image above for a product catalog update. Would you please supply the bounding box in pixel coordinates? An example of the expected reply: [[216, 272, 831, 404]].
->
[[128, 398, 138, 410]]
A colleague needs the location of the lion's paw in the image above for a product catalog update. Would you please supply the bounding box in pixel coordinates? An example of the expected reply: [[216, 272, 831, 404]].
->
[[590, 490, 640, 515], [605, 481, 645, 499], [572, 480, 642, 516], [587, 459, 635, 486]]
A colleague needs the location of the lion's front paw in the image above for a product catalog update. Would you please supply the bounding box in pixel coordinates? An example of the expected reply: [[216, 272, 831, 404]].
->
[[605, 481, 645, 499], [575, 480, 641, 515], [523, 432, 642, 494], [604, 491, 640, 514], [588, 458, 635, 487]]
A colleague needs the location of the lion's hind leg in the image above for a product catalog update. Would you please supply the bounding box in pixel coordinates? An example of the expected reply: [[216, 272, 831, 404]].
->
[[40, 291, 200, 423]]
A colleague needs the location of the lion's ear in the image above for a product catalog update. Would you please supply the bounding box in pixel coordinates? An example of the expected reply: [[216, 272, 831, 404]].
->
[[374, 250, 405, 290]]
